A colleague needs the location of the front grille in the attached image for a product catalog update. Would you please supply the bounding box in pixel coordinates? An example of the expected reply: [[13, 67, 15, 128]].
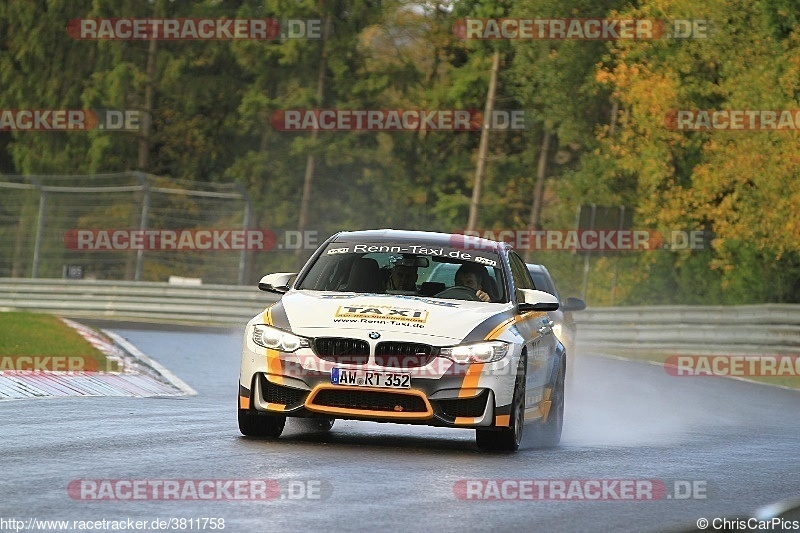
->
[[437, 390, 490, 419], [312, 389, 428, 413], [374, 342, 438, 368], [314, 337, 370, 365], [260, 375, 307, 408]]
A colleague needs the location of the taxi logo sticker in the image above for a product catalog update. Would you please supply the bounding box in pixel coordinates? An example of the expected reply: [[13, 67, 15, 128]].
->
[[334, 305, 429, 323]]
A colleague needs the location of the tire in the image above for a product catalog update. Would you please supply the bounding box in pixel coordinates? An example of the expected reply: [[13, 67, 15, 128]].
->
[[476, 353, 527, 452], [529, 360, 565, 448], [238, 408, 285, 438]]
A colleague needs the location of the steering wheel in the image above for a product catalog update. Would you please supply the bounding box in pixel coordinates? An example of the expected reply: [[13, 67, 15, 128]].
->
[[435, 285, 482, 302]]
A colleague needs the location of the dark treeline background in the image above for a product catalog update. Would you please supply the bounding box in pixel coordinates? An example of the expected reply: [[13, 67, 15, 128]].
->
[[1, 0, 799, 305]]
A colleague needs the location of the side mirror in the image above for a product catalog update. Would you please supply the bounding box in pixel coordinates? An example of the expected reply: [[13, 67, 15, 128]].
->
[[258, 272, 297, 294], [560, 297, 586, 312], [518, 289, 559, 313]]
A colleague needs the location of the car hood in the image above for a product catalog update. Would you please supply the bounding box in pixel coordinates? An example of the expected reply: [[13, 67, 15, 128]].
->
[[255, 290, 514, 344]]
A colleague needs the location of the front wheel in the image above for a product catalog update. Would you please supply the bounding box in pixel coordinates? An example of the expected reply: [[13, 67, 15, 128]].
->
[[529, 360, 565, 448], [476, 353, 526, 452], [238, 408, 285, 438]]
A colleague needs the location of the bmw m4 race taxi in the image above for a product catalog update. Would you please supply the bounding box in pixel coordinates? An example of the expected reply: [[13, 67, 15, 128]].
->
[[238, 229, 566, 451]]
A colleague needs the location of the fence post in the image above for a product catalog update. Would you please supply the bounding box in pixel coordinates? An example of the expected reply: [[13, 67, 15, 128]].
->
[[31, 183, 46, 279], [134, 172, 150, 281], [610, 205, 625, 305], [237, 184, 251, 286], [580, 203, 596, 301]]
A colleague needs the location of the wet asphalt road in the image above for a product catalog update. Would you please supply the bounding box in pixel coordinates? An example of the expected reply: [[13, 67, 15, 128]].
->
[[1, 322, 799, 533]]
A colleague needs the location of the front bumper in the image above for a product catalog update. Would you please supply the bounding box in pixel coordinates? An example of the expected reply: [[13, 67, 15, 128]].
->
[[238, 330, 519, 429]]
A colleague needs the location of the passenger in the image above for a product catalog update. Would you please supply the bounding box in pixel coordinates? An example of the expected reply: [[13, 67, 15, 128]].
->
[[387, 264, 418, 292], [454, 263, 491, 302]]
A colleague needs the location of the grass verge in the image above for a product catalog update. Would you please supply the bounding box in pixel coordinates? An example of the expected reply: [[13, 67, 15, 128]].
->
[[0, 312, 113, 372]]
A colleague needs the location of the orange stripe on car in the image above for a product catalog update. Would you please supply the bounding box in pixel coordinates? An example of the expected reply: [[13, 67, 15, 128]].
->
[[485, 317, 517, 340], [459, 363, 485, 398], [266, 348, 284, 385], [539, 400, 552, 422], [264, 402, 286, 412], [539, 387, 553, 422], [262, 306, 284, 385], [481, 311, 546, 426], [525, 401, 550, 421], [485, 311, 546, 340], [458, 312, 543, 399], [239, 395, 250, 409], [495, 414, 511, 427]]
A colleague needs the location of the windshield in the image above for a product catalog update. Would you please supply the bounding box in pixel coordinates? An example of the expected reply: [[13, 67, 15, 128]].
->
[[297, 242, 506, 303]]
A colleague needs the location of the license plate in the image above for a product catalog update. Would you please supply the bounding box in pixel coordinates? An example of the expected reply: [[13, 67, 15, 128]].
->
[[330, 368, 411, 389]]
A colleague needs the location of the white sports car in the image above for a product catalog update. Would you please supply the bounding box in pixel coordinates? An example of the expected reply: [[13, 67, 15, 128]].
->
[[238, 229, 566, 451]]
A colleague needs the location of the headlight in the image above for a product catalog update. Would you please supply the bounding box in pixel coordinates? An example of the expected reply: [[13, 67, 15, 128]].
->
[[439, 341, 510, 364], [252, 324, 310, 352]]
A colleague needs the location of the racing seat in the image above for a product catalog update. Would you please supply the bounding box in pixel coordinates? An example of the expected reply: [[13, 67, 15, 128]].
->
[[345, 257, 384, 293]]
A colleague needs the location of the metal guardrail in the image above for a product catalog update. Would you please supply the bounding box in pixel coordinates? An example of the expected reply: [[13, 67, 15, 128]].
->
[[574, 304, 800, 354], [0, 278, 278, 325], [1, 278, 799, 354]]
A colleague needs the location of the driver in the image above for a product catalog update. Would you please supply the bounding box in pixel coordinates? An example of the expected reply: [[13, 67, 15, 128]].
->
[[454, 263, 491, 302], [387, 264, 418, 292]]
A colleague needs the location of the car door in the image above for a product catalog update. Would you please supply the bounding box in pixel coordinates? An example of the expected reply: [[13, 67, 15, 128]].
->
[[507, 252, 558, 412]]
